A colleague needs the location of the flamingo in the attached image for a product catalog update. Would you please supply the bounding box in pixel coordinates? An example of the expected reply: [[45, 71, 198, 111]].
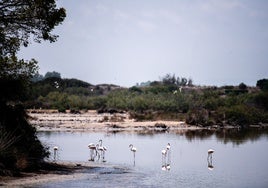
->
[[129, 144, 137, 153], [162, 143, 170, 157], [53, 146, 58, 161], [166, 143, 171, 150], [99, 139, 103, 147], [161, 148, 168, 163], [207, 149, 214, 160], [162, 143, 171, 167], [98, 139, 107, 152], [162, 143, 171, 157], [129, 144, 137, 166], [166, 143, 171, 163], [88, 143, 97, 161], [97, 139, 107, 162], [161, 149, 168, 169], [88, 143, 96, 150], [98, 140, 107, 153]]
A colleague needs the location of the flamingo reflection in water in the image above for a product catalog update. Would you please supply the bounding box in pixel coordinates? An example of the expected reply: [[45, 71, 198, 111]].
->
[[207, 149, 215, 170], [129, 144, 137, 166], [161, 143, 171, 171]]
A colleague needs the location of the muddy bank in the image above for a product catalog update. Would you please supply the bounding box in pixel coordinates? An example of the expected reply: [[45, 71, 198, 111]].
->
[[0, 162, 126, 187], [27, 109, 200, 132]]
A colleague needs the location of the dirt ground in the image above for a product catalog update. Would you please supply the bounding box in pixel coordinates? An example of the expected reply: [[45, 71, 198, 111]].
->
[[27, 109, 199, 132]]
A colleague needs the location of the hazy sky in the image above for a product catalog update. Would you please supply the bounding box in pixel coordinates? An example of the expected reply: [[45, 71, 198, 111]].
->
[[18, 0, 268, 87]]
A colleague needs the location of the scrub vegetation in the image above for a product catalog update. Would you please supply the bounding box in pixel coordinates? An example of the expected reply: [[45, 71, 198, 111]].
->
[[25, 73, 268, 128]]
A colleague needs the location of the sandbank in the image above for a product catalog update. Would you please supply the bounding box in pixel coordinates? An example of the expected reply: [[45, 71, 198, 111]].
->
[[27, 109, 200, 132]]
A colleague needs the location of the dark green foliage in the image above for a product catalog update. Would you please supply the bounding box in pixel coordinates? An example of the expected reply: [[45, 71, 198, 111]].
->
[[0, 56, 39, 104], [0, 0, 66, 56], [129, 86, 142, 93], [44, 71, 61, 79], [257, 79, 268, 91], [62, 78, 91, 88], [239, 82, 247, 90], [0, 0, 66, 176], [224, 105, 267, 127], [162, 73, 176, 85], [0, 104, 49, 175], [26, 77, 93, 101], [254, 91, 268, 110], [186, 108, 209, 126], [31, 73, 44, 82]]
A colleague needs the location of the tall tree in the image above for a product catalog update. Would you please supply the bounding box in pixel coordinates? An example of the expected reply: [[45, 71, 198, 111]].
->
[[0, 0, 66, 57], [0, 0, 66, 175], [0, 0, 66, 103]]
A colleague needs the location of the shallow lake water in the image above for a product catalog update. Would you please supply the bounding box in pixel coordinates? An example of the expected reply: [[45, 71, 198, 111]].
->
[[37, 129, 268, 188]]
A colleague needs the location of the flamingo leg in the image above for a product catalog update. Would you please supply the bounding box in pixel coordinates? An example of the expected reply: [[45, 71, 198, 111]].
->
[[53, 150, 56, 161], [133, 152, 136, 166]]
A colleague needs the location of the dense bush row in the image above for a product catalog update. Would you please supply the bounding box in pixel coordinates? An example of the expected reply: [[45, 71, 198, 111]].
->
[[24, 77, 268, 128]]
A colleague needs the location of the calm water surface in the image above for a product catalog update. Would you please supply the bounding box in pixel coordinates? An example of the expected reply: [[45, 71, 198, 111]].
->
[[36, 129, 268, 188]]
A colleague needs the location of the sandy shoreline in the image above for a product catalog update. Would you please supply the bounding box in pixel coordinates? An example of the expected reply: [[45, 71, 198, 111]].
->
[[27, 109, 200, 132]]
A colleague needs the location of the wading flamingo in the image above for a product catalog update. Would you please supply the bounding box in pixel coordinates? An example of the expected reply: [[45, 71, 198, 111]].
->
[[161, 144, 170, 162], [53, 146, 58, 161], [207, 149, 214, 160], [166, 143, 171, 163], [129, 144, 137, 153], [97, 139, 107, 162], [162, 143, 171, 169], [129, 144, 137, 166], [88, 143, 97, 161], [166, 143, 171, 150]]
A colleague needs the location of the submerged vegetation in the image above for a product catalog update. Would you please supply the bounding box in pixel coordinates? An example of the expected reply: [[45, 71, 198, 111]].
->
[[24, 73, 268, 128]]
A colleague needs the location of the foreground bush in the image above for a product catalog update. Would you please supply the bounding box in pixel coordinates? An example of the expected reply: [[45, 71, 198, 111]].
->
[[0, 104, 49, 176]]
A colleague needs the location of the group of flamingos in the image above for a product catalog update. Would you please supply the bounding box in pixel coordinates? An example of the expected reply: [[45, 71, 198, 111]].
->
[[88, 139, 107, 162], [85, 140, 214, 170], [53, 141, 214, 170]]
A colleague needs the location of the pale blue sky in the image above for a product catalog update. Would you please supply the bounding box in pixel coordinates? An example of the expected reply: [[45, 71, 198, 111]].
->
[[18, 0, 268, 87]]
